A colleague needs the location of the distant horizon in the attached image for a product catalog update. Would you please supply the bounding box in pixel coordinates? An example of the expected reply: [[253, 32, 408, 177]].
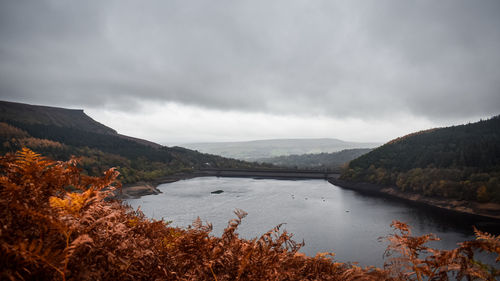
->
[[164, 113, 492, 146], [1, 1, 498, 145], [1, 98, 495, 147], [176, 137, 381, 144]]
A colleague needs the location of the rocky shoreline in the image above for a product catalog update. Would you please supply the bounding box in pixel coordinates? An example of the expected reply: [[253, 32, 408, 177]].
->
[[116, 182, 163, 199], [328, 177, 500, 221], [116, 171, 219, 198]]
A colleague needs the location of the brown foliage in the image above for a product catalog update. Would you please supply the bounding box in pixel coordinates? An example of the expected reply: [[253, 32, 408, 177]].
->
[[17, 137, 66, 150], [383, 221, 500, 280], [1, 148, 499, 280], [0, 122, 30, 139]]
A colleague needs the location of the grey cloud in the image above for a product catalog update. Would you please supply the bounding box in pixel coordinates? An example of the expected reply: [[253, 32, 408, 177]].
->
[[0, 0, 499, 120]]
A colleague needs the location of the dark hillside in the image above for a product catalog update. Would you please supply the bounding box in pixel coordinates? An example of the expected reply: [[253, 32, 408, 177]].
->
[[349, 117, 500, 171], [0, 100, 116, 134], [341, 116, 500, 203], [0, 100, 264, 184]]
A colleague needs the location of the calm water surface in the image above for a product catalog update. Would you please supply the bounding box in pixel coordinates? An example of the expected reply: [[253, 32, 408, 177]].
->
[[125, 177, 499, 267]]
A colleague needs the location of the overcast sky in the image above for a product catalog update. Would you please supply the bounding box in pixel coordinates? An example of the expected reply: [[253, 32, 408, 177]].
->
[[1, 0, 499, 145]]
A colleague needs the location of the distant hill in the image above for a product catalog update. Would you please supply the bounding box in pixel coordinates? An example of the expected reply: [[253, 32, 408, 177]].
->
[[341, 116, 500, 203], [0, 100, 161, 148], [0, 101, 265, 184], [182, 139, 380, 161], [258, 148, 372, 171], [0, 100, 116, 135]]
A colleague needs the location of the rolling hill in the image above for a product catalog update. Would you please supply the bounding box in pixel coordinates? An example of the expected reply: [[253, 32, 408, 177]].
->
[[258, 148, 372, 171], [0, 100, 265, 184], [182, 139, 380, 161], [0, 100, 116, 134], [341, 116, 500, 203]]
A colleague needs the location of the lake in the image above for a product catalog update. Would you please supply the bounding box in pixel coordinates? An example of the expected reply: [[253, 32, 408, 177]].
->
[[125, 177, 499, 267]]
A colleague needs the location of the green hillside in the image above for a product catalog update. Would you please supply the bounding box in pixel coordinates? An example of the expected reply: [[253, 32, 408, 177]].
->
[[0, 101, 265, 184], [341, 116, 500, 203], [258, 148, 372, 171]]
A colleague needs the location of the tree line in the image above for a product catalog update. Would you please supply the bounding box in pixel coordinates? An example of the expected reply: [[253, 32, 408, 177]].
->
[[341, 116, 500, 203], [0, 121, 268, 184]]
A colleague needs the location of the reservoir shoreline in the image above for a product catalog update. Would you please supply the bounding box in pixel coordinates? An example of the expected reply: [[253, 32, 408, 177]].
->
[[118, 169, 337, 198], [328, 177, 500, 221], [119, 169, 500, 222]]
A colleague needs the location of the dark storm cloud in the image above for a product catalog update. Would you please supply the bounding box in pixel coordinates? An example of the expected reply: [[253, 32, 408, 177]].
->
[[1, 0, 499, 119]]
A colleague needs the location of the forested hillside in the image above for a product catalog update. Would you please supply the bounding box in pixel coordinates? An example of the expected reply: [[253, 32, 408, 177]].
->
[[0, 101, 265, 184], [341, 116, 500, 203], [258, 148, 372, 170]]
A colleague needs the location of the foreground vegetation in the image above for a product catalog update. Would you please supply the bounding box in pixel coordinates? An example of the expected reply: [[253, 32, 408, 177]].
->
[[342, 116, 500, 203], [1, 149, 499, 280]]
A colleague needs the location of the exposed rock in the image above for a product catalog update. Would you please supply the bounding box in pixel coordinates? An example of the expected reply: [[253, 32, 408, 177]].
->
[[118, 183, 161, 199]]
